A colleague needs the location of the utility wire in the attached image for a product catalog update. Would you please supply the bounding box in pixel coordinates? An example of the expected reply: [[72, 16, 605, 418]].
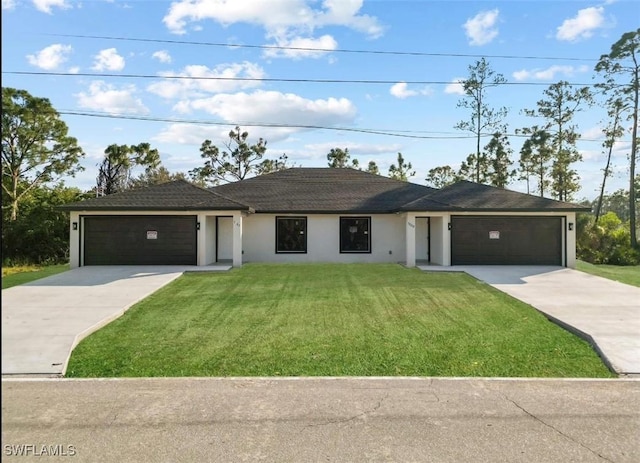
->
[[58, 110, 476, 139], [46, 33, 599, 62], [5, 71, 607, 88], [58, 110, 610, 142]]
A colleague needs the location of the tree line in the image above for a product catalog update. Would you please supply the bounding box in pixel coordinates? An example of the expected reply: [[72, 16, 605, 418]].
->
[[2, 29, 638, 265]]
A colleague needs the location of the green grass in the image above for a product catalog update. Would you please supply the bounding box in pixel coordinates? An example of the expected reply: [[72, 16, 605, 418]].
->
[[1, 264, 70, 289], [577, 260, 640, 288], [66, 263, 614, 378]]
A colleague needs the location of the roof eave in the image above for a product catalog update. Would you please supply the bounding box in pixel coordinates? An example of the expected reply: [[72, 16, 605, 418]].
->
[[399, 207, 590, 213], [450, 207, 591, 213], [253, 208, 401, 214], [58, 205, 251, 212]]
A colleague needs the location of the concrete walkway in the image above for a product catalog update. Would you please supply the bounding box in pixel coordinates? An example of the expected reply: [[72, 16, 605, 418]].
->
[[1, 265, 230, 376], [420, 265, 640, 375]]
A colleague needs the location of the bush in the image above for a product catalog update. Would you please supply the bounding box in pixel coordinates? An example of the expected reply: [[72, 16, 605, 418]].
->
[[577, 212, 640, 265], [2, 184, 87, 265]]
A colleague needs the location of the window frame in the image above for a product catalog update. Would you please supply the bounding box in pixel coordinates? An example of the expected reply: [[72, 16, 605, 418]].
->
[[275, 216, 308, 254], [339, 216, 372, 254]]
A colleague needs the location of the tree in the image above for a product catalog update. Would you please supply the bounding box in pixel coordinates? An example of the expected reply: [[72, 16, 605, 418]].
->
[[2, 182, 88, 264], [589, 179, 640, 223], [485, 132, 515, 188], [595, 28, 640, 248], [130, 166, 187, 189], [425, 166, 457, 188], [518, 129, 553, 197], [577, 211, 640, 266], [365, 161, 380, 175], [522, 81, 593, 201], [454, 58, 508, 183], [327, 147, 359, 168], [388, 152, 415, 181], [457, 153, 488, 183], [2, 87, 84, 220], [190, 127, 271, 185], [595, 99, 626, 223], [96, 143, 161, 195], [256, 153, 293, 176]]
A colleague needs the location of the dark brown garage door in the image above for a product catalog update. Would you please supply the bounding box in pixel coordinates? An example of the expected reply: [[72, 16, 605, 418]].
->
[[84, 216, 197, 265], [451, 216, 562, 265]]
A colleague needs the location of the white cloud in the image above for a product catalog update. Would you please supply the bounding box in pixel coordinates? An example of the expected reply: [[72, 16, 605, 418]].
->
[[581, 125, 605, 141], [556, 6, 605, 42], [163, 0, 384, 41], [75, 81, 149, 115], [152, 50, 172, 64], [32, 0, 71, 14], [175, 90, 357, 127], [512, 64, 590, 81], [295, 141, 403, 160], [26, 43, 72, 70], [2, 0, 17, 10], [389, 82, 433, 99], [315, 0, 384, 37], [147, 62, 266, 99], [263, 34, 338, 59], [155, 124, 299, 146], [463, 9, 499, 46], [92, 48, 125, 72], [444, 78, 465, 96]]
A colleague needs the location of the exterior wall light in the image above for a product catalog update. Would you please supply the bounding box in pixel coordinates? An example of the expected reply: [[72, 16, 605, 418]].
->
[[448, 223, 452, 230], [196, 222, 201, 230], [568, 222, 574, 231], [72, 222, 78, 230]]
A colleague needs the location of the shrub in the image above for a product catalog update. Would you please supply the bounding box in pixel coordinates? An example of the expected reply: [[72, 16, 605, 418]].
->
[[1, 184, 86, 265], [577, 212, 640, 265]]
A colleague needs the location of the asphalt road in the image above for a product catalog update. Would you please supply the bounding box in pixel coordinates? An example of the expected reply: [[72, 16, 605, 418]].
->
[[2, 377, 639, 463]]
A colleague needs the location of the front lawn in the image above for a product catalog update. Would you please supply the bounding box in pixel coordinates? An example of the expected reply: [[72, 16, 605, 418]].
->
[[66, 264, 614, 378], [577, 261, 640, 288], [2, 264, 70, 289]]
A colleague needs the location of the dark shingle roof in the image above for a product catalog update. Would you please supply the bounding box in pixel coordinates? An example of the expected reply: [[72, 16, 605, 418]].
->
[[60, 169, 589, 213], [60, 179, 252, 211], [210, 168, 437, 213], [401, 180, 590, 212]]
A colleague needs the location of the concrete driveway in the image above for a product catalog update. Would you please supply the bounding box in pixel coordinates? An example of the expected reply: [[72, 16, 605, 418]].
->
[[1, 266, 230, 376], [422, 265, 640, 376]]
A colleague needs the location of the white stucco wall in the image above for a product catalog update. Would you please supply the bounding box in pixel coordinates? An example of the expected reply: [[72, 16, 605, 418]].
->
[[415, 217, 429, 261], [565, 212, 577, 268], [204, 216, 217, 265], [241, 214, 406, 263], [69, 211, 81, 268], [425, 215, 447, 265], [217, 217, 233, 261]]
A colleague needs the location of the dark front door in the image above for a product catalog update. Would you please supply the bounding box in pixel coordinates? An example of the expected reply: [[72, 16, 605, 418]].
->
[[451, 216, 562, 265], [84, 215, 197, 265]]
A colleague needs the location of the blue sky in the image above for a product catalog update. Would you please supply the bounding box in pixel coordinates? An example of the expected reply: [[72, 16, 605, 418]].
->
[[2, 0, 638, 200]]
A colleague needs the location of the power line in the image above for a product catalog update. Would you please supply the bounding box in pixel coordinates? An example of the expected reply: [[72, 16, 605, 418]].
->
[[46, 33, 599, 62], [58, 110, 477, 139], [58, 110, 611, 142], [4, 71, 605, 88]]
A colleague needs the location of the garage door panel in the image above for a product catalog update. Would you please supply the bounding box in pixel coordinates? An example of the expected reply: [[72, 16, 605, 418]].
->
[[84, 216, 197, 265], [451, 216, 562, 266]]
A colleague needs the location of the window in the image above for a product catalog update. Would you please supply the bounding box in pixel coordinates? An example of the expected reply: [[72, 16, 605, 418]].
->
[[276, 217, 307, 253], [340, 217, 371, 253]]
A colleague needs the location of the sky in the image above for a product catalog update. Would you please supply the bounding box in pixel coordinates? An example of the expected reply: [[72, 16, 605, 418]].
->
[[2, 0, 639, 201]]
